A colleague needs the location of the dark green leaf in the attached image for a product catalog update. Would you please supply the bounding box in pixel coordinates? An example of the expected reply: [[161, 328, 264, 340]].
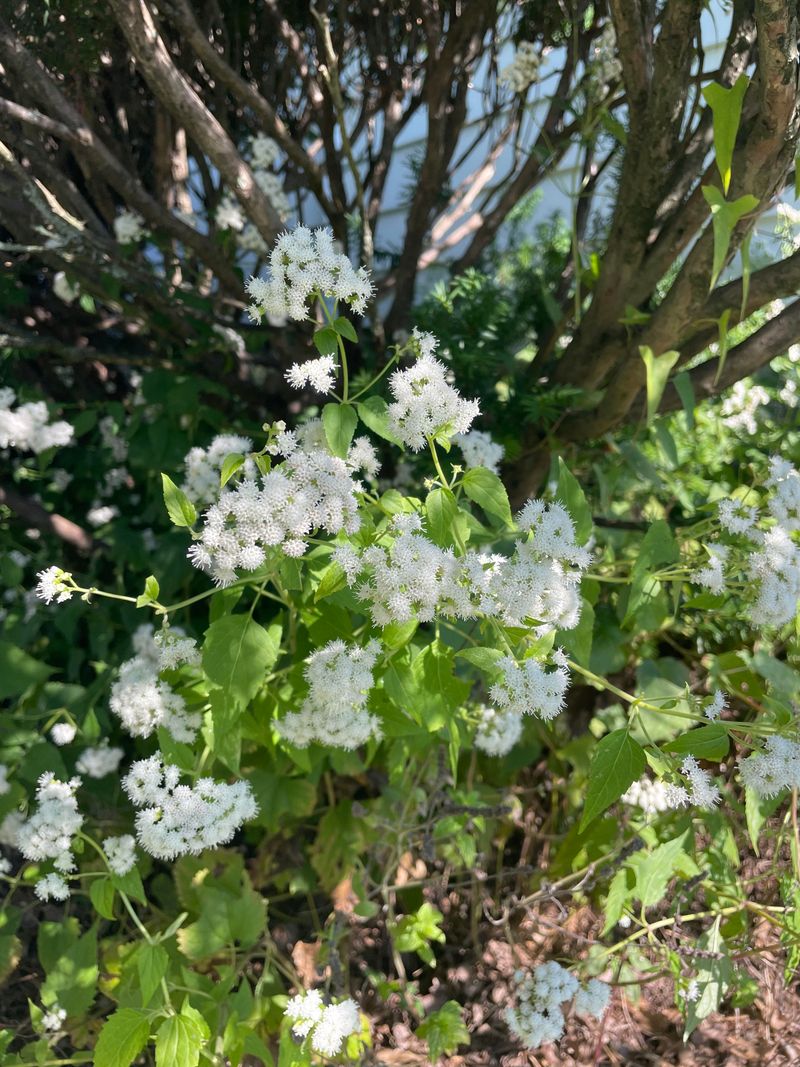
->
[[322, 402, 358, 458], [580, 730, 646, 830], [161, 473, 197, 528]]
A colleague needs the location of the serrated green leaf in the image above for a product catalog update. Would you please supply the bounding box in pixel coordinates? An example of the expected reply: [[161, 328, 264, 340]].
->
[[356, 396, 402, 444], [155, 1012, 204, 1067], [203, 616, 281, 708], [425, 487, 458, 547], [580, 730, 646, 830], [137, 942, 169, 1007], [94, 1008, 150, 1067], [417, 1000, 469, 1061], [684, 917, 733, 1038], [161, 473, 197, 528], [462, 466, 512, 526], [322, 402, 358, 458], [454, 646, 504, 671], [90, 877, 116, 920], [313, 326, 339, 356], [663, 723, 729, 761], [314, 560, 347, 602], [333, 315, 358, 342]]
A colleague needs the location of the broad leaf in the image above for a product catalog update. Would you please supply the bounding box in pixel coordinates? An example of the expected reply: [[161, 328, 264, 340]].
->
[[94, 1008, 150, 1067], [639, 345, 680, 424], [580, 730, 645, 830], [161, 473, 197, 528], [702, 75, 749, 193], [203, 616, 281, 708], [702, 186, 759, 290], [425, 487, 458, 547], [462, 466, 512, 526], [322, 402, 358, 458]]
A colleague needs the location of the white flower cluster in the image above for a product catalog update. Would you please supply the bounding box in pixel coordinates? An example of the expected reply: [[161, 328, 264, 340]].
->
[[104, 834, 137, 876], [499, 40, 541, 92], [122, 755, 258, 861], [278, 639, 381, 749], [622, 776, 677, 816], [474, 704, 523, 756], [87, 505, 118, 527], [99, 415, 128, 462], [667, 756, 721, 810], [455, 429, 504, 474], [35, 873, 70, 901], [216, 134, 290, 250], [720, 379, 769, 434], [387, 330, 480, 450], [704, 689, 727, 721], [693, 456, 800, 627], [76, 742, 124, 778], [113, 210, 147, 244], [53, 271, 80, 305], [182, 433, 255, 508], [505, 964, 610, 1050], [41, 1005, 67, 1031], [245, 226, 373, 322], [0, 389, 74, 454], [109, 626, 201, 742], [738, 736, 800, 797], [17, 773, 83, 876], [284, 990, 361, 1057], [188, 435, 364, 586], [50, 723, 76, 746], [490, 655, 569, 722], [35, 566, 75, 605], [285, 355, 338, 394], [587, 23, 622, 99]]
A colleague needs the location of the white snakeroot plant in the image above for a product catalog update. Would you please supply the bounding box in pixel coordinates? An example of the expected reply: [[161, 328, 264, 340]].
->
[[284, 990, 361, 1057], [17, 774, 83, 873], [113, 209, 147, 244], [103, 834, 137, 876], [738, 736, 800, 797], [278, 639, 382, 749], [455, 428, 505, 473], [75, 743, 124, 778], [122, 755, 258, 860], [245, 226, 373, 322], [35, 566, 75, 605], [0, 390, 74, 454], [182, 433, 254, 508], [505, 963, 610, 1049]]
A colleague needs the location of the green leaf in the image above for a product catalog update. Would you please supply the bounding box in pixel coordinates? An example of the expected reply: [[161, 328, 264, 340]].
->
[[203, 616, 281, 708], [630, 833, 693, 908], [462, 466, 512, 526], [356, 396, 402, 444], [333, 315, 358, 342], [41, 926, 97, 1016], [209, 689, 242, 773], [381, 618, 418, 650], [155, 1011, 205, 1067], [137, 943, 169, 1007], [701, 75, 749, 194], [177, 879, 266, 961], [314, 561, 347, 602], [684, 917, 733, 1038], [313, 326, 339, 356], [391, 903, 445, 967], [714, 308, 732, 384], [580, 730, 646, 830], [425, 487, 458, 547], [136, 574, 161, 609], [220, 452, 245, 487], [602, 866, 635, 934], [623, 519, 679, 627], [454, 647, 504, 671], [639, 345, 680, 424], [111, 865, 147, 905], [94, 1008, 151, 1067], [322, 402, 358, 458], [673, 371, 695, 430], [663, 724, 729, 761], [89, 877, 116, 920], [740, 230, 752, 321], [417, 1001, 470, 1061], [702, 186, 760, 290], [0, 641, 51, 698], [161, 473, 197, 528], [555, 458, 592, 543]]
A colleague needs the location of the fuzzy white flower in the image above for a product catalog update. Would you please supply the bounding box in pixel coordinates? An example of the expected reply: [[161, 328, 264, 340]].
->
[[113, 210, 146, 244], [490, 656, 569, 722], [284, 991, 361, 1056], [0, 394, 74, 454], [87, 505, 118, 527], [42, 1005, 67, 1031], [75, 742, 124, 778], [474, 705, 523, 756], [622, 776, 679, 815], [720, 380, 769, 434], [455, 429, 504, 474], [717, 498, 758, 535], [250, 133, 280, 169], [704, 690, 727, 721], [278, 639, 382, 750], [738, 735, 800, 797], [18, 773, 83, 872], [246, 226, 373, 322], [182, 433, 254, 508], [693, 544, 729, 594], [386, 331, 480, 450], [109, 651, 200, 743], [500, 40, 541, 93], [122, 755, 258, 860], [35, 566, 74, 605], [104, 834, 137, 876], [34, 873, 70, 901], [505, 962, 579, 1049], [50, 723, 76, 746], [215, 195, 245, 232], [574, 978, 612, 1018], [285, 355, 338, 394], [678, 755, 721, 809]]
